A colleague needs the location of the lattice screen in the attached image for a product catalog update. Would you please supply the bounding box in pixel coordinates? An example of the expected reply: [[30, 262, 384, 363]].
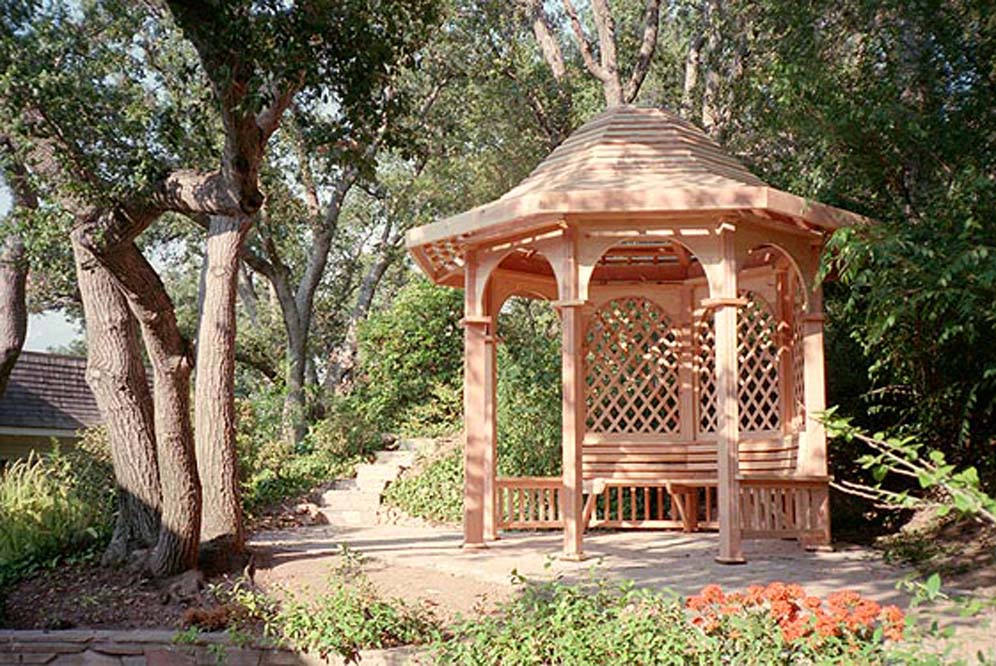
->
[[738, 293, 781, 431], [694, 314, 718, 433], [585, 298, 681, 434], [693, 292, 782, 434], [792, 290, 806, 425]]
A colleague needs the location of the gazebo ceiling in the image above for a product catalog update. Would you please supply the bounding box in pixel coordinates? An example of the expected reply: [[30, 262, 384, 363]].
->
[[407, 105, 869, 284]]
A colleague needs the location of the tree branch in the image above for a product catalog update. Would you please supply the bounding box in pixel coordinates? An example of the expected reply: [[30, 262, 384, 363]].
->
[[623, 0, 662, 103]]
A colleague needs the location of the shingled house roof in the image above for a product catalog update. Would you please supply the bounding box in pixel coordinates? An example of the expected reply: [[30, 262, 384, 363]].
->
[[0, 351, 101, 434]]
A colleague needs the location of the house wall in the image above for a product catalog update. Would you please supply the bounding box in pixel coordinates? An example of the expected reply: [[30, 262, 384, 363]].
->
[[0, 433, 79, 465]]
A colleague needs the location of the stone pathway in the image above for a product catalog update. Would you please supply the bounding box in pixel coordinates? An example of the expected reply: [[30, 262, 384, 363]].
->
[[318, 439, 438, 527]]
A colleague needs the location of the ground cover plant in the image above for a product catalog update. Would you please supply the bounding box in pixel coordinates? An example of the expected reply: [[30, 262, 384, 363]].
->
[[435, 576, 939, 666], [214, 549, 441, 663]]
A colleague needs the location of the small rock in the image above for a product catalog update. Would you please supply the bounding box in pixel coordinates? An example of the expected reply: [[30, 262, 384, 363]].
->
[[160, 570, 204, 605]]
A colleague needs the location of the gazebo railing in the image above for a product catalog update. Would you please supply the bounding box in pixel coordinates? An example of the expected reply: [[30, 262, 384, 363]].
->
[[738, 475, 830, 542], [496, 477, 563, 529], [584, 480, 718, 531], [495, 474, 830, 543]]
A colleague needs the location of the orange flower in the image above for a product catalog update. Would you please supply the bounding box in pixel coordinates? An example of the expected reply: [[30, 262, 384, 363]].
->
[[686, 595, 708, 611], [764, 582, 788, 601], [827, 590, 861, 610], [785, 584, 805, 600], [803, 596, 823, 611], [744, 585, 765, 605], [700, 584, 726, 604]]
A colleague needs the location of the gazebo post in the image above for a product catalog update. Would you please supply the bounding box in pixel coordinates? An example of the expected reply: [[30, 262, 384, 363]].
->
[[711, 226, 745, 564], [558, 228, 585, 561], [483, 283, 498, 541], [560, 302, 585, 560], [462, 251, 492, 549], [799, 285, 828, 477]]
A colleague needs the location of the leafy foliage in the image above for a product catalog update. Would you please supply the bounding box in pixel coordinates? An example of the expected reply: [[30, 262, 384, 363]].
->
[[436, 577, 923, 665], [221, 548, 440, 663], [0, 430, 114, 588], [382, 447, 464, 524], [355, 278, 464, 433], [237, 391, 378, 516]]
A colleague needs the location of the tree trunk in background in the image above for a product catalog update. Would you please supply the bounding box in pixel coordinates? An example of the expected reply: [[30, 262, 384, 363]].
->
[[700, 0, 722, 134], [326, 241, 398, 394], [81, 233, 202, 577], [681, 3, 705, 119], [194, 215, 249, 567], [0, 235, 27, 398], [73, 239, 162, 566]]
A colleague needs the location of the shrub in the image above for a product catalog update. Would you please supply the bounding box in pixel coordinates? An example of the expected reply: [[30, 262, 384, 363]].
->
[[382, 447, 463, 524], [238, 394, 376, 516], [0, 429, 114, 587], [436, 578, 917, 666], [356, 278, 464, 433], [222, 549, 440, 663]]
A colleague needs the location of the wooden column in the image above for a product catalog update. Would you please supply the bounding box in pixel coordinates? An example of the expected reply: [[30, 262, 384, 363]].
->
[[462, 252, 495, 549], [560, 302, 585, 560], [798, 286, 828, 477], [483, 292, 499, 541], [710, 228, 745, 564]]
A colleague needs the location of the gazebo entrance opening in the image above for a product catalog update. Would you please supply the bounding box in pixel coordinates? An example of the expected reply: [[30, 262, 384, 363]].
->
[[406, 106, 868, 563]]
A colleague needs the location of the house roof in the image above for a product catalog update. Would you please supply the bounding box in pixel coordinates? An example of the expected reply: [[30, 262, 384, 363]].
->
[[406, 105, 870, 282], [0, 351, 102, 434]]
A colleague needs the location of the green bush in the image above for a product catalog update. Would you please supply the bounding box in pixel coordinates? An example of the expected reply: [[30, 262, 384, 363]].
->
[[356, 277, 464, 434], [223, 549, 440, 662], [239, 395, 377, 516], [0, 430, 114, 587], [382, 447, 463, 524]]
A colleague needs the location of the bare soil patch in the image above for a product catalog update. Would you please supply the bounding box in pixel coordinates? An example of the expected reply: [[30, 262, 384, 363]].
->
[[2, 561, 188, 630]]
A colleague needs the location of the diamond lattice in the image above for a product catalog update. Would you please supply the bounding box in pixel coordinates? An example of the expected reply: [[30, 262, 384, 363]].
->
[[584, 298, 681, 434], [792, 290, 806, 425], [694, 292, 782, 434], [738, 292, 781, 432], [694, 314, 718, 433]]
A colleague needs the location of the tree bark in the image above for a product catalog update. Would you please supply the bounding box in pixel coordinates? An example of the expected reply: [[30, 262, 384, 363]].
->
[[681, 3, 705, 118], [76, 227, 202, 578], [326, 232, 401, 394], [0, 235, 27, 398], [72, 239, 162, 566], [194, 214, 250, 564], [700, 0, 722, 133]]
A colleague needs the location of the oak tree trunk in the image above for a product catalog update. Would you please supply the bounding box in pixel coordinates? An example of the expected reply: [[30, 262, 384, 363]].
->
[[0, 235, 27, 398], [194, 215, 249, 566], [72, 239, 162, 566], [81, 232, 202, 577]]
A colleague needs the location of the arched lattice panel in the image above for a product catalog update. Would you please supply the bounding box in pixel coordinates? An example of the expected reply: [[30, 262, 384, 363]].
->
[[693, 292, 782, 434], [585, 298, 680, 434], [694, 314, 717, 433], [738, 292, 781, 431], [791, 287, 806, 426]]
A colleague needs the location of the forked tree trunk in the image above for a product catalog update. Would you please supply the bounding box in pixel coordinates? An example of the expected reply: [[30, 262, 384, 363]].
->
[[72, 239, 162, 565], [0, 235, 27, 397], [194, 215, 249, 564], [81, 233, 202, 577]]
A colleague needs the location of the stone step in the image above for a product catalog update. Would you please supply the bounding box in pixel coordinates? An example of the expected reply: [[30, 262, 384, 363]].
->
[[355, 464, 404, 484], [395, 437, 439, 454], [319, 507, 380, 526], [321, 488, 382, 507], [374, 450, 415, 467]]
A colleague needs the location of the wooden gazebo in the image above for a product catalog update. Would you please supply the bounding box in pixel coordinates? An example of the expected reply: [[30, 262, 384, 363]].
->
[[405, 106, 866, 563]]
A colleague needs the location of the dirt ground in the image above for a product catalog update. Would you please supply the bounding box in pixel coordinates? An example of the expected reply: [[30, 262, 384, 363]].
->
[[4, 505, 995, 662]]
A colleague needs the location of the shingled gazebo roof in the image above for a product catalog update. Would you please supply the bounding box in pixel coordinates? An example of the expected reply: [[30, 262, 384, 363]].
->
[[407, 105, 868, 284]]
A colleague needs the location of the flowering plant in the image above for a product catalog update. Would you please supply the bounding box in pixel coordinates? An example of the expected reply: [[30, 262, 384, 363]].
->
[[686, 582, 906, 658]]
